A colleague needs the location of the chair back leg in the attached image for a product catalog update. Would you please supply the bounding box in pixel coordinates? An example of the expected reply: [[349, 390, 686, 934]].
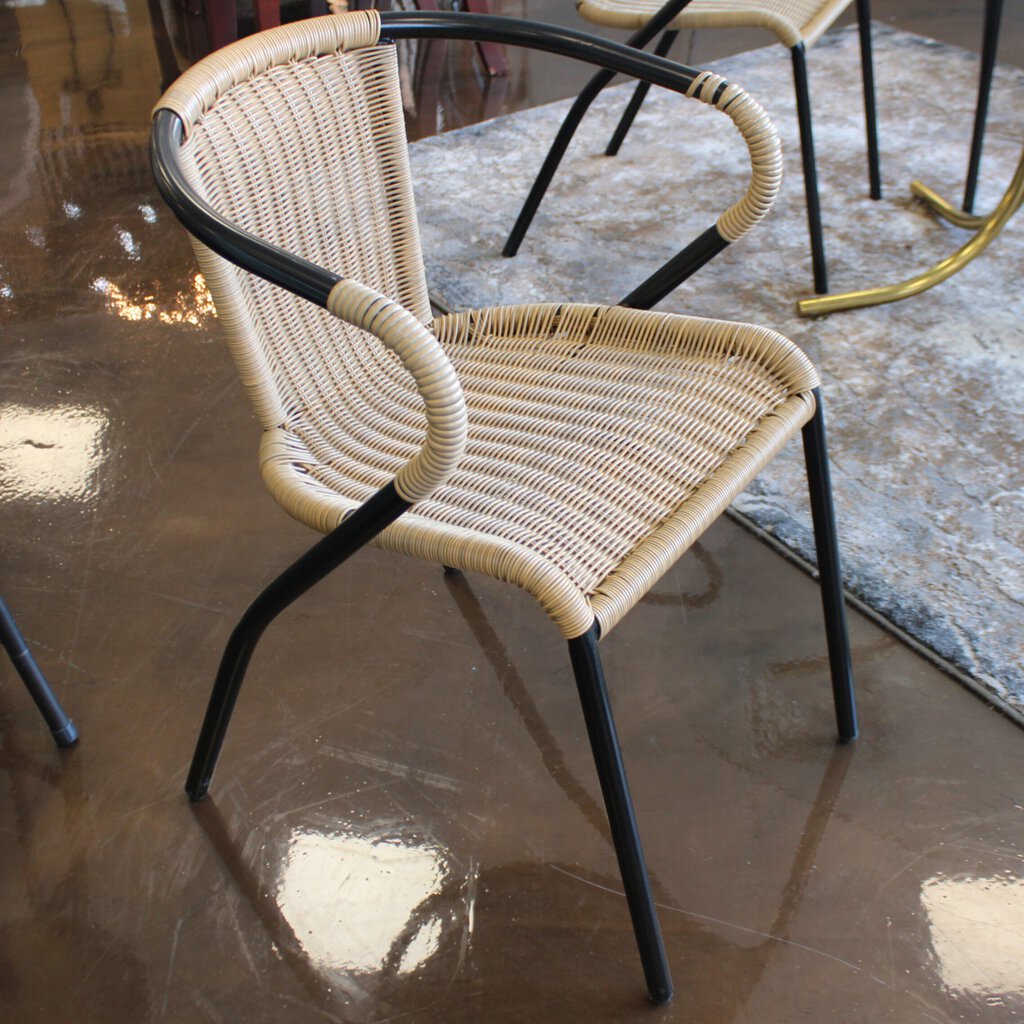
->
[[790, 44, 829, 294], [502, 65, 617, 257], [801, 391, 858, 742], [855, 0, 882, 200], [963, 0, 1004, 213], [567, 624, 673, 1004], [605, 29, 680, 156]]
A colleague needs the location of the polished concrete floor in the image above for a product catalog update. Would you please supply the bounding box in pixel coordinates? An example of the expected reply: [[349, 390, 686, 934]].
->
[[1, 1, 1023, 1021]]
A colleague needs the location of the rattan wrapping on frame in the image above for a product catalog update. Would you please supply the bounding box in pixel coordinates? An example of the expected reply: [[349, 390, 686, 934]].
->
[[326, 279, 468, 503], [577, 0, 854, 49], [685, 71, 781, 241], [155, 12, 823, 640]]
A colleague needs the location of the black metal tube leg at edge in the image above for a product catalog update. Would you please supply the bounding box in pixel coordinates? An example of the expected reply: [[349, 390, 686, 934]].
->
[[963, 0, 1004, 213], [802, 391, 858, 743], [791, 44, 828, 294], [567, 624, 673, 1004], [185, 483, 411, 801], [855, 0, 882, 200], [0, 596, 79, 747], [605, 30, 680, 157]]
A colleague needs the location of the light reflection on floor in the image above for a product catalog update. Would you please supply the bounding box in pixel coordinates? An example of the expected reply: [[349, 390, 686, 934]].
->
[[275, 824, 453, 978], [922, 871, 1024, 1008], [0, 403, 108, 504]]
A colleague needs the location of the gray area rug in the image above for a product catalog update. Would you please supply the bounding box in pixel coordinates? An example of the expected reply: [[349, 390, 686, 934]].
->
[[408, 24, 1024, 719]]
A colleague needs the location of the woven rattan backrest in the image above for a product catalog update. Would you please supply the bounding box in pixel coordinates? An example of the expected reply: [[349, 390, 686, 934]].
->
[[155, 12, 431, 430]]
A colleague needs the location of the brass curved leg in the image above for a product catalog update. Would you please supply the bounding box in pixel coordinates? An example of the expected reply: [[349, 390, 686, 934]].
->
[[797, 141, 1024, 317], [909, 181, 988, 230]]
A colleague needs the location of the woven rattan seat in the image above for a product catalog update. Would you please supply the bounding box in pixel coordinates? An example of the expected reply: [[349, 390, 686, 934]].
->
[[267, 302, 818, 638], [151, 9, 857, 1005], [579, 0, 852, 47], [505, 0, 881, 295]]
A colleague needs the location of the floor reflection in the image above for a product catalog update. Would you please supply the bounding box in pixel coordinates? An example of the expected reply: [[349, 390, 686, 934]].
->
[[276, 824, 450, 977], [192, 796, 476, 1011], [922, 871, 1024, 1008], [0, 402, 108, 505], [91, 270, 215, 325]]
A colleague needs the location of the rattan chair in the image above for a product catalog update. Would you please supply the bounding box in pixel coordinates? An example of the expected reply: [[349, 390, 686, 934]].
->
[[151, 9, 857, 1004], [504, 0, 881, 294]]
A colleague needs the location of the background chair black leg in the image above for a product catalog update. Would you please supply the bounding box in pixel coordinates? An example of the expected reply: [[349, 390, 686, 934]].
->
[[963, 0, 1004, 213], [855, 0, 882, 199], [605, 30, 680, 156], [801, 391, 858, 743], [504, 0, 696, 257], [502, 65, 616, 257], [791, 44, 828, 294], [185, 483, 410, 801], [0, 596, 78, 747], [567, 623, 673, 1004]]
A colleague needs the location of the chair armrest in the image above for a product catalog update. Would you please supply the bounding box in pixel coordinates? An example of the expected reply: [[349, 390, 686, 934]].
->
[[378, 10, 781, 303], [327, 279, 468, 503], [151, 111, 467, 504], [684, 71, 781, 243]]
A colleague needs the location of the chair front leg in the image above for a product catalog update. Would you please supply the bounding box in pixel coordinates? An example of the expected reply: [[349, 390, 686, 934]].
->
[[855, 0, 882, 200], [185, 483, 411, 801], [567, 623, 673, 1004], [503, 0, 697, 258], [801, 390, 858, 742]]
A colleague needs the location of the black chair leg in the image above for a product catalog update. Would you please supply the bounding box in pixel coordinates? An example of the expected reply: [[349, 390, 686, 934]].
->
[[502, 65, 616, 257], [964, 0, 1004, 213], [503, 0, 696, 258], [567, 623, 673, 1004], [801, 390, 858, 743], [0, 596, 78, 747], [791, 44, 828, 294], [185, 483, 410, 801], [855, 0, 882, 200], [605, 30, 680, 156]]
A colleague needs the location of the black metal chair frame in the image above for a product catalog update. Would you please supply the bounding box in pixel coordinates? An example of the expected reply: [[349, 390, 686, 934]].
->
[[151, 11, 857, 1005], [0, 595, 78, 747], [963, 0, 1004, 214], [502, 0, 882, 295]]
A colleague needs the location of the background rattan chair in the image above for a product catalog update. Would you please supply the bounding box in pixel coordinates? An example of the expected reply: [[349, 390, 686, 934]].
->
[[503, 0, 881, 295], [151, 9, 857, 1004]]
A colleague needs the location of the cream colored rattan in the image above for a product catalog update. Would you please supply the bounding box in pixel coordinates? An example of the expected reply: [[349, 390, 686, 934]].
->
[[685, 70, 781, 241], [154, 11, 823, 641], [577, 0, 854, 49]]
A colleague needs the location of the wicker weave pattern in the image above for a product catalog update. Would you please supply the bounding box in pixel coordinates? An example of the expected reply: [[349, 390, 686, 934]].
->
[[685, 71, 781, 241], [260, 303, 819, 637], [168, 37, 432, 433], [577, 0, 853, 48], [156, 10, 382, 129]]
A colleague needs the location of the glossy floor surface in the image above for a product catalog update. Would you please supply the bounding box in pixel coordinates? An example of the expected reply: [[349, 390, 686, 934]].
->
[[1, 1, 1023, 1021]]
